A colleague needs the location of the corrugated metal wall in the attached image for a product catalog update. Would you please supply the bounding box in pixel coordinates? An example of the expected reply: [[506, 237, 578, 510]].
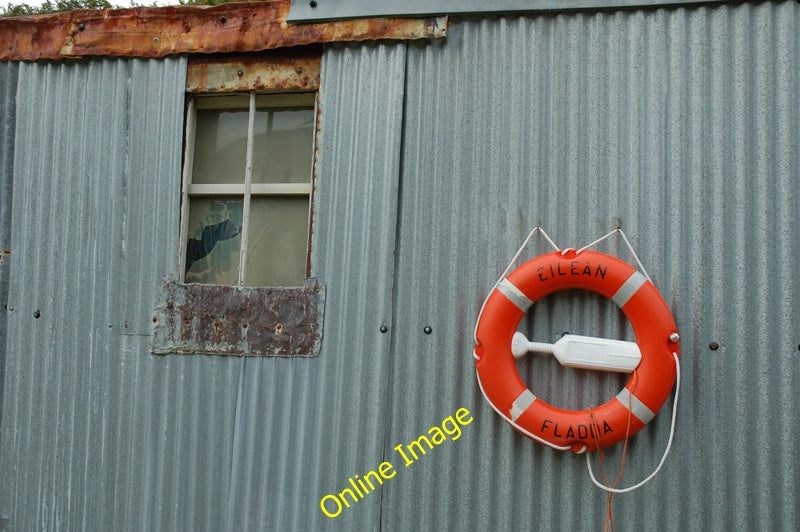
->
[[1, 1, 799, 531], [0, 45, 410, 531], [383, 3, 800, 530], [0, 57, 196, 530]]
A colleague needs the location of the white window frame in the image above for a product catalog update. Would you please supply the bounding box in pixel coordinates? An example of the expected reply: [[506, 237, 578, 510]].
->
[[178, 91, 317, 286]]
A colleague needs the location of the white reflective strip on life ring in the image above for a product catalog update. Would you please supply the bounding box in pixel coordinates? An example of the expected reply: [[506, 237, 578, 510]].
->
[[611, 271, 647, 308], [497, 278, 533, 312], [616, 388, 656, 424], [510, 389, 537, 422], [475, 370, 573, 452]]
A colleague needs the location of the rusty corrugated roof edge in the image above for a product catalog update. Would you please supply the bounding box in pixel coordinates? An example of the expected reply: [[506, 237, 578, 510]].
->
[[0, 0, 447, 61]]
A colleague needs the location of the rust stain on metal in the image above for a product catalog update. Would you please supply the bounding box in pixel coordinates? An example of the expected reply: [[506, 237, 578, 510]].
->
[[307, 99, 323, 277], [0, 0, 447, 61], [186, 48, 321, 93], [151, 276, 325, 357]]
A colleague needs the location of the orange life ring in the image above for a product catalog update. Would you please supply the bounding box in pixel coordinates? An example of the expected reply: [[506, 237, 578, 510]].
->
[[474, 249, 679, 452]]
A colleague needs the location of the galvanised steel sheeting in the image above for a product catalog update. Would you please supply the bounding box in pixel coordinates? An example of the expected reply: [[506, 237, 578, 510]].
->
[[0, 43, 409, 530], [288, 0, 726, 22], [0, 56, 207, 530], [384, 4, 799, 531], [1, 2, 799, 531], [0, 61, 17, 438]]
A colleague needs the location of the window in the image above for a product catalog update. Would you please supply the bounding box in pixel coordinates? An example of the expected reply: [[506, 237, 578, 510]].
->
[[180, 92, 316, 287], [151, 51, 325, 357]]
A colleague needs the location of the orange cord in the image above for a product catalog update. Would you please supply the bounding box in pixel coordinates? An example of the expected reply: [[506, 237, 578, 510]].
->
[[589, 374, 638, 532]]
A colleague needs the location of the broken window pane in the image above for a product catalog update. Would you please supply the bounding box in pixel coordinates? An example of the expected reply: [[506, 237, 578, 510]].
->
[[185, 198, 243, 285]]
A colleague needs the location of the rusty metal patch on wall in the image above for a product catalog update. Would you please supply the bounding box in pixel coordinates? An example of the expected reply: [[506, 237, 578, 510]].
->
[[0, 0, 447, 61], [151, 276, 325, 357]]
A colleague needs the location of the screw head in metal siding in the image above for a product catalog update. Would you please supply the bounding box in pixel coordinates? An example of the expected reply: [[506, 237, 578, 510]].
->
[[78, 23, 85, 32], [309, 1, 318, 7], [33, 310, 40, 319], [380, 324, 388, 333], [423, 326, 432, 335], [709, 342, 719, 350]]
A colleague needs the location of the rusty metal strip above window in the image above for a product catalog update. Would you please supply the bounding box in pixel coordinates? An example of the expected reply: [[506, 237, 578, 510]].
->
[[0, 0, 447, 62], [151, 276, 325, 357], [186, 48, 322, 93]]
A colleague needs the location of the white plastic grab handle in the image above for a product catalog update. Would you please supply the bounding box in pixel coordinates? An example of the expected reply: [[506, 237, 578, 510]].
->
[[511, 332, 641, 373]]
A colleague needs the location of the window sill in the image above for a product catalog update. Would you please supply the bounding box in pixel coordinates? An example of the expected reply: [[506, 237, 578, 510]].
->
[[151, 276, 325, 357]]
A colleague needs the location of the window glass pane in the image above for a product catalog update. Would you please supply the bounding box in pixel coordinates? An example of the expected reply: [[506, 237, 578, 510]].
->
[[185, 198, 243, 285], [192, 109, 249, 184], [252, 107, 314, 184], [245, 196, 309, 286]]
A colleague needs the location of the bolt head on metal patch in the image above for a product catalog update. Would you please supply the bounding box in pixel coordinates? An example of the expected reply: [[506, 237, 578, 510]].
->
[[669, 332, 680, 343]]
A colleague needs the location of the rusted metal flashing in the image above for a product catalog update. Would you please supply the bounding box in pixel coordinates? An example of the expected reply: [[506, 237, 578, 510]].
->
[[186, 48, 321, 93], [0, 0, 447, 62], [151, 276, 325, 357]]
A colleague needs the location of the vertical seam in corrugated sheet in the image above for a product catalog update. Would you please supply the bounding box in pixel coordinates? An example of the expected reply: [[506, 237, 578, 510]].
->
[[0, 62, 19, 439], [378, 40, 409, 532], [225, 357, 248, 530]]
